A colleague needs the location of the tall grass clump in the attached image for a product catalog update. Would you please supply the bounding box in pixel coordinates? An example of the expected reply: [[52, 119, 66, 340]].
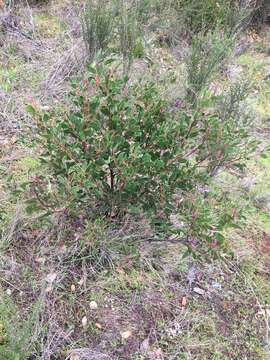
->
[[185, 29, 255, 176], [172, 0, 250, 35], [81, 0, 144, 73], [174, 0, 230, 34], [81, 0, 115, 60], [186, 30, 233, 106], [117, 0, 142, 75]]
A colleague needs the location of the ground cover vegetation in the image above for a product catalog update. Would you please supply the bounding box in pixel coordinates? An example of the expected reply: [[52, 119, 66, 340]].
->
[[0, 0, 270, 359]]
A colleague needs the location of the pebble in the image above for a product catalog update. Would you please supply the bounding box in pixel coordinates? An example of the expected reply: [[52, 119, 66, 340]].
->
[[90, 300, 98, 310], [193, 286, 205, 295]]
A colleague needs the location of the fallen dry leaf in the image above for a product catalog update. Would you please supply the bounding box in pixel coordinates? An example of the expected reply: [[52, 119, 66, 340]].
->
[[196, 272, 203, 282], [116, 267, 124, 274], [81, 316, 88, 328], [71, 284, 76, 292], [222, 301, 231, 309], [95, 322, 102, 329], [181, 296, 187, 307], [10, 135, 17, 145], [140, 338, 149, 352]]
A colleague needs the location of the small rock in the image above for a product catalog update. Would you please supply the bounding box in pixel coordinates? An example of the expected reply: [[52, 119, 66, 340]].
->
[[212, 282, 222, 290], [121, 330, 132, 340], [45, 273, 57, 284], [89, 300, 98, 310], [193, 286, 205, 295]]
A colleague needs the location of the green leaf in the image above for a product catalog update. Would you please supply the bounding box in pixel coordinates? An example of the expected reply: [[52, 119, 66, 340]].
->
[[26, 104, 36, 115]]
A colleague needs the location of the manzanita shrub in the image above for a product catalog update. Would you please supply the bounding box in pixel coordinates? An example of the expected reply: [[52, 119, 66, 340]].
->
[[26, 60, 255, 254], [27, 61, 201, 218]]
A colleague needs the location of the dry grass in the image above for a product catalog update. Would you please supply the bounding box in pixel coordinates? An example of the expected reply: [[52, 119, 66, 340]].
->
[[0, 207, 268, 358], [0, 0, 86, 133]]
